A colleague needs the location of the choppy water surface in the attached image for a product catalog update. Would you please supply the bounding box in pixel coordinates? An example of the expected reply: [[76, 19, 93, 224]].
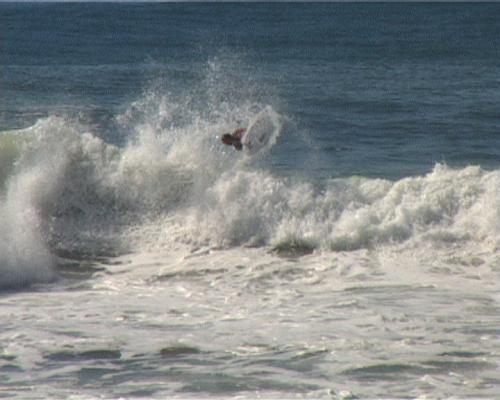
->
[[1, 3, 499, 399]]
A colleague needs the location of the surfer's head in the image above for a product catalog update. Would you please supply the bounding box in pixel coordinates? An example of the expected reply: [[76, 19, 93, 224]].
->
[[221, 133, 233, 145]]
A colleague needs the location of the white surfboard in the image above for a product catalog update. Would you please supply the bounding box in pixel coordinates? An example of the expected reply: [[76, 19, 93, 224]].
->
[[242, 107, 281, 156]]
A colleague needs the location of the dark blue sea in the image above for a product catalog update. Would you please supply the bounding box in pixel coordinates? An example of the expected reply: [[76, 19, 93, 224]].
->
[[1, 3, 499, 399]]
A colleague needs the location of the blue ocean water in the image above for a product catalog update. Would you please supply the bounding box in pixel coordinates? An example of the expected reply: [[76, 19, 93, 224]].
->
[[3, 3, 500, 179], [1, 3, 500, 399]]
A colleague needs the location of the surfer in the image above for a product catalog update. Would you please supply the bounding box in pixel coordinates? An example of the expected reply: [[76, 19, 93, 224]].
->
[[221, 127, 246, 151]]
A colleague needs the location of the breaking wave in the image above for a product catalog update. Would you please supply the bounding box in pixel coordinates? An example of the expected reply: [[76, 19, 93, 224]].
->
[[1, 77, 499, 289]]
